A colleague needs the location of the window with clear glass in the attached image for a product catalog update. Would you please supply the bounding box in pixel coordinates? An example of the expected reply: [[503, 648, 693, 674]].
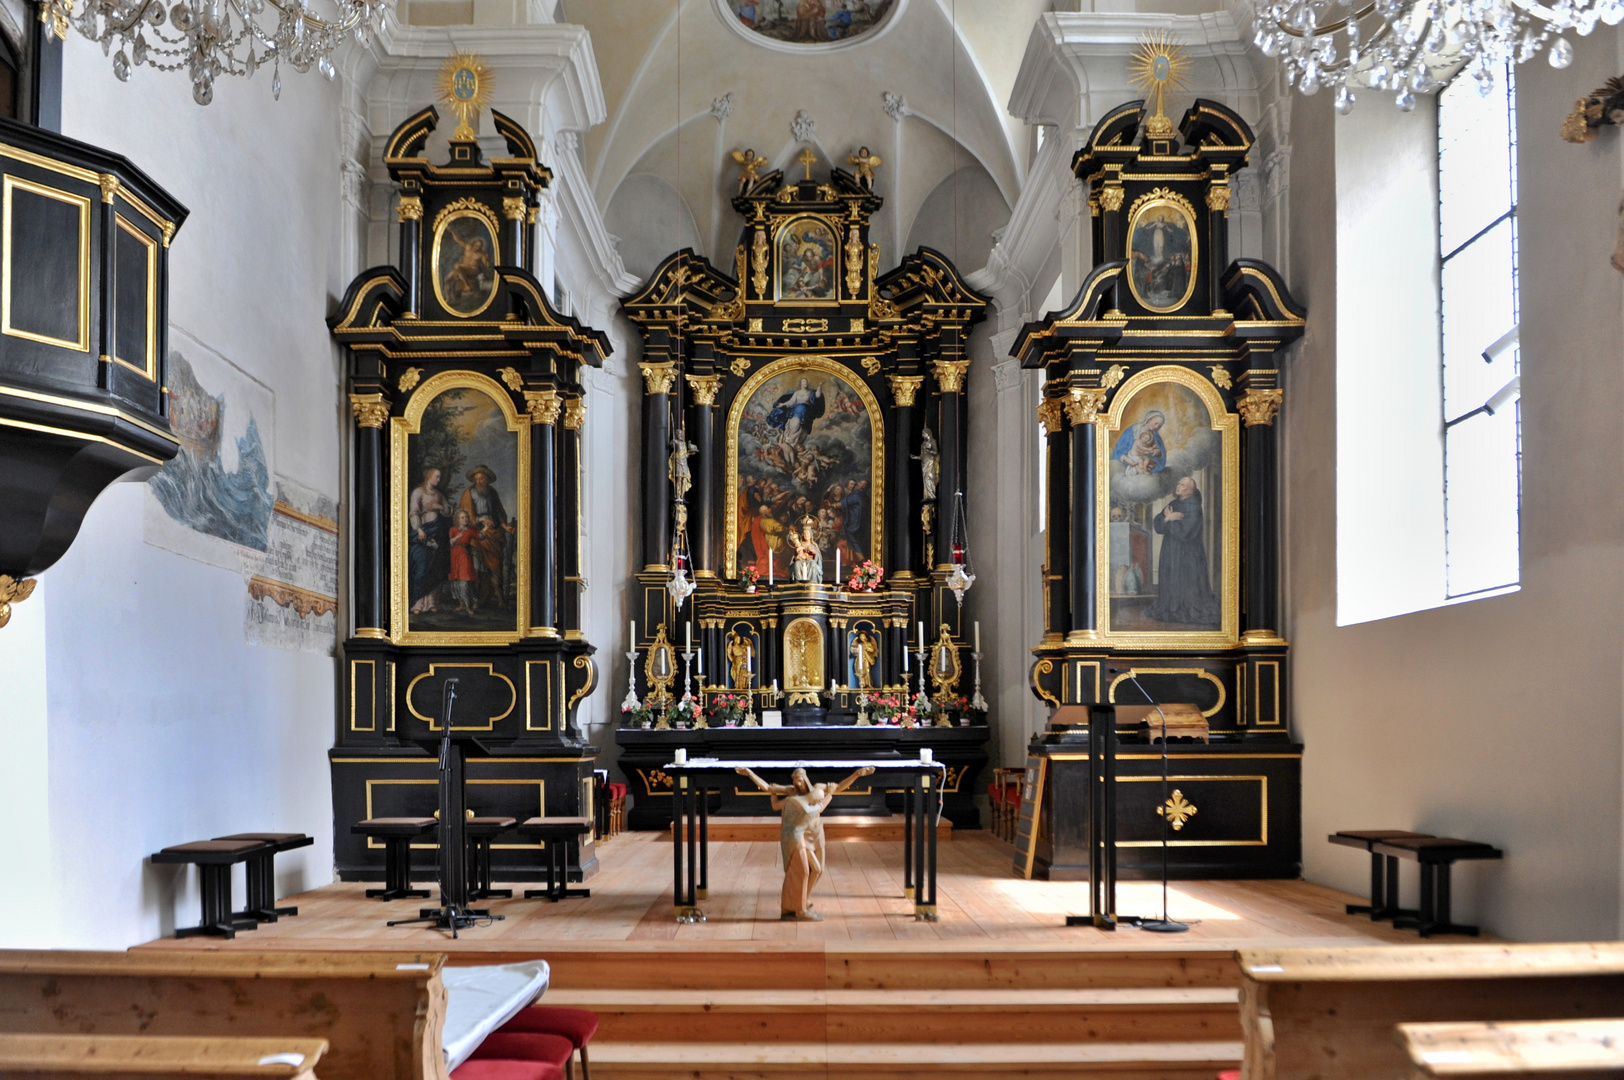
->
[[1439, 65, 1520, 598]]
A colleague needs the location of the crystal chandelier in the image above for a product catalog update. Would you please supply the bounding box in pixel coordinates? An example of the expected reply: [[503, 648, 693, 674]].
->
[[1253, 0, 1624, 111], [39, 0, 392, 105]]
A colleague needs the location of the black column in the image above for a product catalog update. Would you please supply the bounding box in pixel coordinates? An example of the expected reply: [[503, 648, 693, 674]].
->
[[1207, 174, 1231, 314], [503, 198, 526, 267], [1099, 184, 1125, 279], [1040, 397, 1070, 639], [559, 394, 584, 633], [886, 375, 920, 576], [932, 357, 968, 565], [398, 196, 422, 316], [529, 389, 560, 634], [1067, 390, 1103, 638], [687, 374, 720, 577], [1241, 389, 1281, 636], [640, 360, 674, 571], [351, 397, 388, 635]]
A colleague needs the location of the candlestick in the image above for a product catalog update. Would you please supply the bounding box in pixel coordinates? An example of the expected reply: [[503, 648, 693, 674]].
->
[[621, 643, 641, 713]]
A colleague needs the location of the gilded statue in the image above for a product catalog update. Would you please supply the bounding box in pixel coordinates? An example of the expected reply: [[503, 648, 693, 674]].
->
[[789, 514, 822, 583], [735, 766, 875, 920], [846, 146, 881, 191], [726, 629, 754, 690], [850, 628, 878, 689], [731, 148, 765, 195]]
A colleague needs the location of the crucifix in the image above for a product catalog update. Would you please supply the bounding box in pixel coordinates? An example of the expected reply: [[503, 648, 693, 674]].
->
[[797, 148, 818, 181]]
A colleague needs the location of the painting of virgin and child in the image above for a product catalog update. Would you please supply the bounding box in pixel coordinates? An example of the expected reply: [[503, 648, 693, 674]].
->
[[405, 386, 520, 633]]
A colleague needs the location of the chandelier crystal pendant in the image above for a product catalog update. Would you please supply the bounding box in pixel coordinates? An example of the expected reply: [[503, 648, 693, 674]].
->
[[1254, 0, 1624, 112], [38, 0, 393, 105]]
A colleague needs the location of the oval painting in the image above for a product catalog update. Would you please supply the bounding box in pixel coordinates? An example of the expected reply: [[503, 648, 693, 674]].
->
[[777, 218, 837, 302], [1126, 197, 1197, 313], [432, 210, 499, 317], [725, 0, 900, 46]]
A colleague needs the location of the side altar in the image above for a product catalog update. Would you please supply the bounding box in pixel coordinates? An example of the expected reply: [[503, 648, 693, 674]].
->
[[326, 69, 610, 883], [616, 150, 991, 828], [1012, 90, 1307, 878]]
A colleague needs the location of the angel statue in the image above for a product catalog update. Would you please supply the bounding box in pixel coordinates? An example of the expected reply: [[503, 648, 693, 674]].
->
[[847, 146, 882, 191], [914, 427, 940, 503], [736, 765, 876, 920], [732, 148, 765, 195]]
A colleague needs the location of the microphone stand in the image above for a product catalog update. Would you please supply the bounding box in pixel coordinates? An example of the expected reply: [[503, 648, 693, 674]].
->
[[1121, 674, 1187, 934]]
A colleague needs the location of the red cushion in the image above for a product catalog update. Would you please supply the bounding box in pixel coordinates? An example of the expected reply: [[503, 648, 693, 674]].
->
[[1217, 1071, 1241, 1080], [469, 1032, 574, 1067], [609, 783, 626, 798], [498, 1005, 600, 1047], [451, 1060, 563, 1080]]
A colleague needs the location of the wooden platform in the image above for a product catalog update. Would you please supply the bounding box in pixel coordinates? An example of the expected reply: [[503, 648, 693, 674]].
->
[[137, 832, 1459, 1080], [670, 815, 953, 843]]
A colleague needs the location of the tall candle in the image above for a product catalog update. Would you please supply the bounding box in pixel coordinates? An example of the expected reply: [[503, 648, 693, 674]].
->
[[685, 621, 691, 652], [917, 621, 925, 651], [830, 678, 838, 694], [835, 549, 841, 585], [974, 621, 981, 651], [630, 620, 636, 644], [769, 548, 774, 585], [903, 641, 909, 672], [772, 679, 779, 694]]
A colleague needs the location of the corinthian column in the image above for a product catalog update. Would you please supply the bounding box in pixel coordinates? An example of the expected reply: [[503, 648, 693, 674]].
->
[[526, 388, 562, 637]]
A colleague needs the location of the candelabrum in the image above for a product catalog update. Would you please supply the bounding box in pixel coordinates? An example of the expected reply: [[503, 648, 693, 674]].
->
[[856, 690, 872, 726], [913, 646, 930, 710], [970, 649, 989, 713], [621, 646, 640, 712]]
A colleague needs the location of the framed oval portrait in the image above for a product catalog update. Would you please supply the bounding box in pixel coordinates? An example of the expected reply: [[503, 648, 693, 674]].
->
[[431, 203, 500, 317], [1125, 191, 1198, 313]]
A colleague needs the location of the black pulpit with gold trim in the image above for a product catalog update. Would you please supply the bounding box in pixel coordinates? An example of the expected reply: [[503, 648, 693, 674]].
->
[[327, 95, 610, 884]]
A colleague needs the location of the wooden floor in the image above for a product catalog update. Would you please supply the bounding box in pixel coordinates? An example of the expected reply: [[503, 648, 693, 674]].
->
[[139, 830, 1420, 954]]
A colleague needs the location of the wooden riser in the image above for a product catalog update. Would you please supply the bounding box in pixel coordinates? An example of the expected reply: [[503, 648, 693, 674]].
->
[[545, 989, 1241, 1044], [588, 1040, 1243, 1080], [667, 816, 954, 843]]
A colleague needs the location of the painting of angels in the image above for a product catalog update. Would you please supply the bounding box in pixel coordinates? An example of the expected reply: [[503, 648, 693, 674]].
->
[[733, 364, 877, 581], [434, 213, 498, 316], [1127, 201, 1195, 312], [778, 219, 837, 301], [728, 0, 898, 45]]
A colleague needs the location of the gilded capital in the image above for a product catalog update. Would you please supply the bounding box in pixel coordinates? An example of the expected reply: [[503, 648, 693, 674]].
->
[[563, 396, 587, 430], [1206, 184, 1232, 213], [638, 361, 678, 395], [1063, 387, 1108, 426], [1036, 398, 1065, 435], [1099, 186, 1126, 213], [349, 392, 390, 428], [98, 173, 119, 204], [1236, 388, 1284, 426], [525, 388, 562, 425], [887, 374, 924, 407], [686, 374, 723, 406], [396, 195, 423, 223], [502, 196, 527, 221], [931, 359, 971, 395], [0, 574, 38, 629]]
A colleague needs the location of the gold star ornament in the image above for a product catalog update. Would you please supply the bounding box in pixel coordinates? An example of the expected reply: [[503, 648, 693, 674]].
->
[[438, 53, 493, 142], [1129, 30, 1190, 139]]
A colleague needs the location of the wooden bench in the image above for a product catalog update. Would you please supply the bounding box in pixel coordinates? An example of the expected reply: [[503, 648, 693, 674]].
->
[[0, 1033, 328, 1079], [1328, 830, 1432, 920], [1237, 944, 1624, 1080], [1397, 1018, 1624, 1078], [0, 950, 450, 1080], [1372, 837, 1504, 937]]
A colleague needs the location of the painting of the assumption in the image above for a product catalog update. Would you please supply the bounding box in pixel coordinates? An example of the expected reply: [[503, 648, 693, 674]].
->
[[434, 213, 498, 315], [729, 0, 897, 44], [405, 386, 520, 634], [778, 220, 837, 301], [1107, 381, 1224, 634], [1127, 201, 1195, 312], [733, 366, 875, 581]]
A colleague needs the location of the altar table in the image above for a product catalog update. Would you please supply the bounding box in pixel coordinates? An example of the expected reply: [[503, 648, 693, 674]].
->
[[664, 758, 947, 923]]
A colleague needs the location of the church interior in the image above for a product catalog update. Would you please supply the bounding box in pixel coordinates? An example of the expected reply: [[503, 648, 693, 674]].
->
[[2, 0, 1624, 1076]]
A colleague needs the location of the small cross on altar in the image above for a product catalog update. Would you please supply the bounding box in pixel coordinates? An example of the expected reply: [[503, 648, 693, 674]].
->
[[797, 148, 818, 181]]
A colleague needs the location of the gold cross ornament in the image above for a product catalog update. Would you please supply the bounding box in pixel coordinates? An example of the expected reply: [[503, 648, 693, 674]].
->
[[1155, 789, 1198, 831], [797, 148, 818, 181]]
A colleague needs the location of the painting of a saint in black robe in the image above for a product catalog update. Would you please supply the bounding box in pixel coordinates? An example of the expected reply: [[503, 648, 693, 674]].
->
[[1127, 201, 1195, 312], [404, 385, 520, 634], [1107, 380, 1223, 633]]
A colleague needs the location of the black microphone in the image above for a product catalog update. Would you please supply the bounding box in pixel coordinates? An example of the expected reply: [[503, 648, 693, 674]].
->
[[438, 678, 459, 771]]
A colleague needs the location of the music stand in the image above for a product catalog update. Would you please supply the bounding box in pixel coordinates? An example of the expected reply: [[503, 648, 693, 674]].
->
[[387, 678, 506, 937]]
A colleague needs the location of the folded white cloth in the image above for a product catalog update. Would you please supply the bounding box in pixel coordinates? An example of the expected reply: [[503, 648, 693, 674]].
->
[[441, 960, 551, 1071]]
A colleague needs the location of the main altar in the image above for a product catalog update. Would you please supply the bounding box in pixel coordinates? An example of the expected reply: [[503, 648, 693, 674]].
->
[[616, 151, 992, 829]]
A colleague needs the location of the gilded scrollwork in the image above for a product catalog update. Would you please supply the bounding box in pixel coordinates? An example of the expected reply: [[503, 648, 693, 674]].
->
[[497, 366, 525, 392], [1101, 364, 1127, 390], [730, 356, 753, 377], [0, 574, 38, 629], [398, 367, 423, 392], [1209, 365, 1233, 390], [845, 223, 863, 297], [751, 227, 769, 297], [1235, 388, 1284, 426]]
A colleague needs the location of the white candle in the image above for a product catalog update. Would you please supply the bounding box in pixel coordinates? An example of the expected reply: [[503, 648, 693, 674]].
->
[[917, 621, 925, 651], [630, 620, 636, 644], [835, 549, 841, 584], [769, 548, 774, 585], [974, 621, 981, 651], [830, 678, 838, 694], [674, 748, 688, 765], [772, 679, 779, 694], [686, 621, 691, 652], [903, 638, 910, 672], [919, 747, 933, 763]]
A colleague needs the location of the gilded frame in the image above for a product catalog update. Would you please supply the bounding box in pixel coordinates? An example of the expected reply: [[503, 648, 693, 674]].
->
[[389, 369, 530, 645], [773, 214, 842, 306], [1123, 188, 1199, 314], [1094, 364, 1239, 647], [1, 174, 91, 352], [113, 213, 157, 379], [723, 354, 884, 578], [430, 199, 502, 319]]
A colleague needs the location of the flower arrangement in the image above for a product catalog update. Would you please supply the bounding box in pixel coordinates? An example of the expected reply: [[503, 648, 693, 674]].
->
[[867, 693, 921, 727], [670, 696, 703, 729], [621, 701, 655, 728], [846, 559, 884, 592], [707, 692, 751, 727], [739, 565, 761, 593], [935, 694, 968, 714]]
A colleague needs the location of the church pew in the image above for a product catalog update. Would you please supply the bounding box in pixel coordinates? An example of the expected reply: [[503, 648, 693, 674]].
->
[[0, 1033, 328, 1080], [0, 951, 449, 1080], [1237, 944, 1624, 1080], [1398, 1018, 1624, 1078]]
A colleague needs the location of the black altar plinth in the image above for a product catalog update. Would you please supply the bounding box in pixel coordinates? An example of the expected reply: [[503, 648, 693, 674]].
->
[[618, 724, 989, 831]]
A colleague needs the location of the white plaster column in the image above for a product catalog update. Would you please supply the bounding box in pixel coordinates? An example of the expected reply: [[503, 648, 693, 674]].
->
[[987, 348, 1043, 770], [0, 586, 55, 946]]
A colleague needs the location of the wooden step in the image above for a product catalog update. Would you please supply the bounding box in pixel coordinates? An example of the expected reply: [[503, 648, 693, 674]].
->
[[588, 1039, 1243, 1079], [542, 988, 1240, 1044], [667, 815, 953, 843]]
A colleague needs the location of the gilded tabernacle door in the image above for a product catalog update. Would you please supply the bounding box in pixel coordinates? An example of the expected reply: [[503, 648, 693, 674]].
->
[[1096, 365, 1238, 647], [390, 370, 530, 645]]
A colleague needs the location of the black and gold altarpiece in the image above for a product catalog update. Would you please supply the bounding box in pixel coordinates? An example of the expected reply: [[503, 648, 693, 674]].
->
[[616, 158, 991, 829], [327, 103, 610, 882], [1013, 99, 1305, 879]]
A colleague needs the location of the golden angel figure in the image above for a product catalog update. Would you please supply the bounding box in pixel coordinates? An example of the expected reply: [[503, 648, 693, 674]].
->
[[847, 146, 881, 190], [732, 148, 765, 195]]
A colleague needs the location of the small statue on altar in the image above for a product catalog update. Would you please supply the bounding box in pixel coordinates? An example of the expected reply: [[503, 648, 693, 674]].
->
[[731, 148, 765, 195], [851, 628, 878, 689], [790, 515, 823, 583], [915, 427, 940, 503], [726, 629, 754, 690], [668, 428, 696, 500], [846, 146, 882, 191], [735, 765, 876, 920]]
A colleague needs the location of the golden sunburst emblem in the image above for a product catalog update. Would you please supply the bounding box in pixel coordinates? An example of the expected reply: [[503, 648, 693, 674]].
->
[[437, 53, 493, 142], [1129, 30, 1190, 139]]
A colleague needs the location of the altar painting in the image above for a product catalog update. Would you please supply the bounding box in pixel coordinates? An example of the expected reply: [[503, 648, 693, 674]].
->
[[1101, 370, 1236, 643], [1126, 195, 1197, 313], [777, 218, 837, 301], [432, 208, 499, 317], [729, 359, 880, 579], [394, 375, 526, 641], [727, 0, 899, 45]]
